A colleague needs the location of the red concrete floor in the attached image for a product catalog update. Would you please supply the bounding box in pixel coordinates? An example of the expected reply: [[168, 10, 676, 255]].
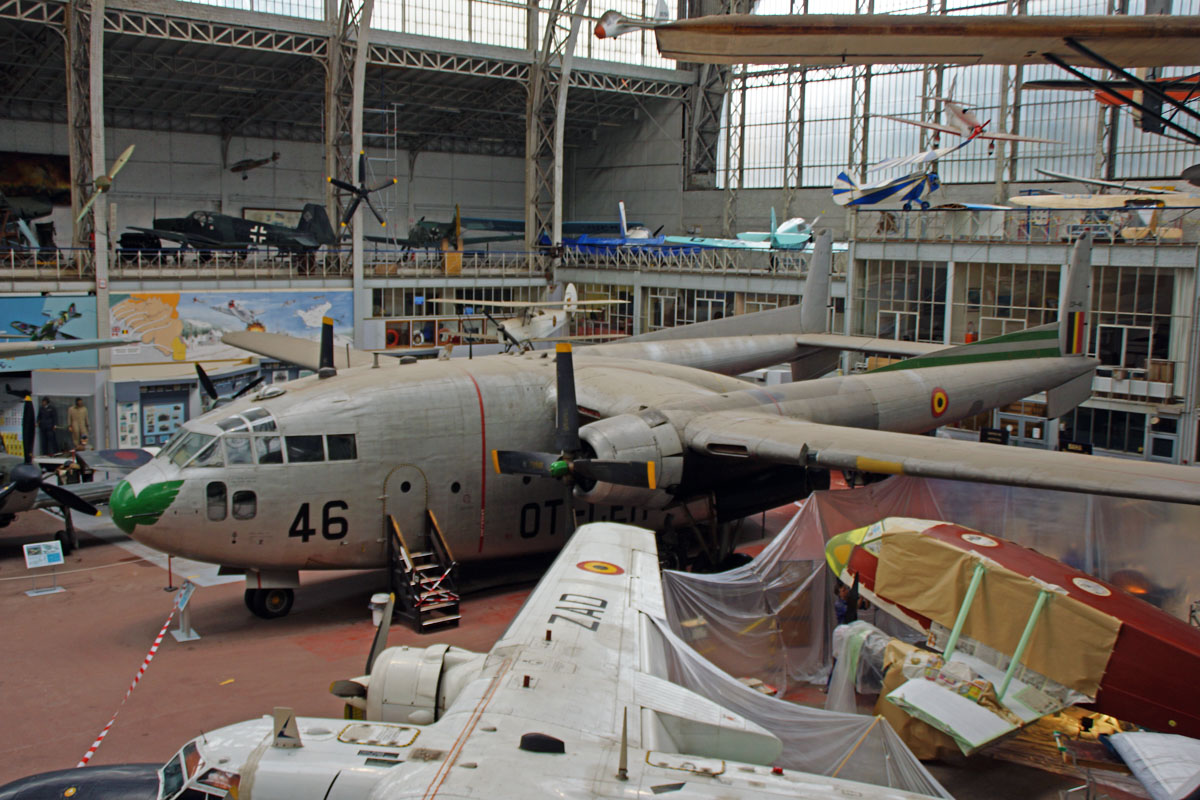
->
[[0, 509, 1084, 798]]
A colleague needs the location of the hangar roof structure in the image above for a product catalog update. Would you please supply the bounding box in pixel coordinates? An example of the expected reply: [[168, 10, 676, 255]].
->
[[0, 0, 693, 156]]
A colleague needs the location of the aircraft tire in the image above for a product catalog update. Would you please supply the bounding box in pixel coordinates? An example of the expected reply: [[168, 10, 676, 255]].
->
[[55, 529, 74, 556], [244, 589, 256, 612], [251, 588, 294, 619]]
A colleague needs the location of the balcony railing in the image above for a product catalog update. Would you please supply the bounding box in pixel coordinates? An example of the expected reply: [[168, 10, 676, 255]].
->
[[855, 206, 1200, 246]]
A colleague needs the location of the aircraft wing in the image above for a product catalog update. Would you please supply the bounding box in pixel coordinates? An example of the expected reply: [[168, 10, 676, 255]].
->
[[663, 235, 769, 250], [0, 338, 133, 358], [869, 137, 975, 172], [448, 521, 783, 762], [978, 131, 1063, 144], [681, 410, 1200, 506], [792, 334, 944, 357], [1035, 168, 1178, 194], [649, 13, 1200, 67], [33, 478, 122, 509], [876, 115, 963, 137], [221, 331, 376, 370], [129, 227, 241, 248]]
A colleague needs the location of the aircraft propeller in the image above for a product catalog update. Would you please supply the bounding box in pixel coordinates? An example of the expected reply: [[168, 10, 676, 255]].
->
[[0, 395, 101, 517], [483, 309, 524, 351], [196, 364, 264, 410], [491, 343, 656, 493], [76, 144, 136, 223], [328, 592, 394, 702], [329, 151, 397, 229]]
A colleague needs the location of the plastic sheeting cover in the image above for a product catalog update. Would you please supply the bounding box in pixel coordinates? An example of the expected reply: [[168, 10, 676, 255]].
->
[[661, 475, 1200, 692], [646, 615, 953, 799]]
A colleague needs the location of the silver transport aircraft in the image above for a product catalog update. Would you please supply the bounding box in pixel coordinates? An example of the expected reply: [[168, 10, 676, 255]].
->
[[0, 522, 951, 800], [108, 234, 1200, 617]]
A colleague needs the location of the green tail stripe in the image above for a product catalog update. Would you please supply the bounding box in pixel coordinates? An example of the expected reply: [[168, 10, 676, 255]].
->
[[870, 324, 1062, 373]]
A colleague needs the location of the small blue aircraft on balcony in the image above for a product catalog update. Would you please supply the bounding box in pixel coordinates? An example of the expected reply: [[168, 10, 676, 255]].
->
[[664, 208, 813, 251]]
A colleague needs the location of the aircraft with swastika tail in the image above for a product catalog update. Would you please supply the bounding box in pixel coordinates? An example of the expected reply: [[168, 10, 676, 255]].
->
[[106, 233, 1200, 620], [119, 203, 338, 256]]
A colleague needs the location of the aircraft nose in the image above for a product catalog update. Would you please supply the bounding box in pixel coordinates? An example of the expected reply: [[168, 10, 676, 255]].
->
[[109, 462, 184, 537]]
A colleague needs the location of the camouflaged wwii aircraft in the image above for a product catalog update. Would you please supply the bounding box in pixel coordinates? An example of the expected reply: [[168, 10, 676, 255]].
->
[[107, 233, 1200, 619]]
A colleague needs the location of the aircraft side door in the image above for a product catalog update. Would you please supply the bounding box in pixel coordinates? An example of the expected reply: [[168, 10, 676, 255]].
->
[[382, 464, 428, 557]]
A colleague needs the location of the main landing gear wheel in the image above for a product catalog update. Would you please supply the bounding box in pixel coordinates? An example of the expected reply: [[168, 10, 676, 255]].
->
[[55, 529, 76, 555], [247, 588, 294, 619]]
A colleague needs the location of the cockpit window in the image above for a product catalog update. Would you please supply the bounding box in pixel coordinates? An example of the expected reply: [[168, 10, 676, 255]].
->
[[224, 435, 253, 466], [171, 433, 215, 468], [159, 753, 185, 798], [160, 430, 189, 461], [255, 436, 282, 464], [327, 434, 357, 461], [191, 439, 224, 468], [217, 416, 249, 433], [286, 435, 325, 463], [244, 407, 276, 431]]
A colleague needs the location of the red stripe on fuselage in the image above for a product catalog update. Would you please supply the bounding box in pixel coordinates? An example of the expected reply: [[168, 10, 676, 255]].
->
[[453, 367, 488, 554]]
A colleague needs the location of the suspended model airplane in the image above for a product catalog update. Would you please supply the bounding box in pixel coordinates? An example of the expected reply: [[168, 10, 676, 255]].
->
[[664, 209, 813, 250], [0, 522, 950, 800], [105, 233, 1200, 619], [435, 283, 628, 351], [832, 171, 942, 210], [878, 79, 1062, 154], [229, 151, 279, 179]]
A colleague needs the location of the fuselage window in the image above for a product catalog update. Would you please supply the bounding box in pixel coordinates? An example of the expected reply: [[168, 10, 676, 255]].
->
[[232, 490, 257, 520], [255, 436, 283, 464], [327, 434, 357, 461], [286, 435, 325, 463], [224, 435, 253, 465], [206, 482, 227, 521]]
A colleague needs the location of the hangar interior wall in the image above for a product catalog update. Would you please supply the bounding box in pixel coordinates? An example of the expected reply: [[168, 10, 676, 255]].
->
[[1, 120, 527, 246]]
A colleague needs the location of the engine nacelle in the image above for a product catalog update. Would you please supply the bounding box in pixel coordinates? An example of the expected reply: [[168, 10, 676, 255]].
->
[[363, 644, 485, 724], [577, 410, 684, 507]]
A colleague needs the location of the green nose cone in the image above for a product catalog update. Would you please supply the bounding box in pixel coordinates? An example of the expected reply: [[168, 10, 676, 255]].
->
[[110, 479, 184, 535]]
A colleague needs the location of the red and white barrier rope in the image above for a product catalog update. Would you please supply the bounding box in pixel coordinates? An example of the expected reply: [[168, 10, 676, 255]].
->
[[76, 596, 181, 767]]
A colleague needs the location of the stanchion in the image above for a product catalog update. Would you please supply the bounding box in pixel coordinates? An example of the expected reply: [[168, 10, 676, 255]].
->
[[164, 554, 176, 592]]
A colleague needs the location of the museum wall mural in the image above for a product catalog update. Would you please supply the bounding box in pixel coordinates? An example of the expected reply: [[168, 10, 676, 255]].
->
[[0, 294, 99, 370], [109, 289, 354, 364]]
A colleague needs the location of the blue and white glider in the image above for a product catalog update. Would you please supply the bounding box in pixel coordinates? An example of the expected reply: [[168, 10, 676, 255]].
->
[[831, 171, 941, 209]]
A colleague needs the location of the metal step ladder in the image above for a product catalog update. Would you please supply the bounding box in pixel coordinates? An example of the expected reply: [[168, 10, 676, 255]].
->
[[386, 510, 461, 632]]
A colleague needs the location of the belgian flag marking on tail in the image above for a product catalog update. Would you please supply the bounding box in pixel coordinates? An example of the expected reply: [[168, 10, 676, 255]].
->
[[1067, 311, 1086, 355]]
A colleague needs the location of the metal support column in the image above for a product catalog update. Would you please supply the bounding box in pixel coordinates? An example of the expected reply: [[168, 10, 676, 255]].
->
[[64, 0, 94, 262], [721, 72, 745, 237], [524, 0, 589, 250], [89, 0, 110, 369], [325, 0, 372, 344]]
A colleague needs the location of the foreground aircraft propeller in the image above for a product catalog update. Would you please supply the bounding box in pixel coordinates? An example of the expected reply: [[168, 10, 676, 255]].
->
[[329, 593, 395, 702], [196, 364, 264, 410], [492, 343, 656, 491], [0, 395, 100, 517], [76, 144, 135, 223], [329, 151, 397, 229]]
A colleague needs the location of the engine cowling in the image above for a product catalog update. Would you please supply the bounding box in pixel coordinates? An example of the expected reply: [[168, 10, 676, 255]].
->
[[577, 410, 684, 507], [358, 644, 485, 724]]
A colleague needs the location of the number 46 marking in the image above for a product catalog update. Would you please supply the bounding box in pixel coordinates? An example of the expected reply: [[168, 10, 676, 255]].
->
[[289, 500, 349, 542]]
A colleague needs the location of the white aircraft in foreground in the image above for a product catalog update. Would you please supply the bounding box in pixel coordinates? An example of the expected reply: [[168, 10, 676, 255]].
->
[[0, 522, 948, 800]]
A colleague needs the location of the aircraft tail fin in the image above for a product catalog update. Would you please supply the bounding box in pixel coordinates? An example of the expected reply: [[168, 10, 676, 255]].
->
[[618, 201, 628, 239], [831, 172, 858, 206], [299, 203, 337, 245], [318, 317, 336, 378], [770, 207, 778, 234], [799, 231, 832, 333], [563, 283, 579, 315], [870, 236, 1094, 375], [653, 0, 668, 20], [1059, 233, 1092, 356]]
